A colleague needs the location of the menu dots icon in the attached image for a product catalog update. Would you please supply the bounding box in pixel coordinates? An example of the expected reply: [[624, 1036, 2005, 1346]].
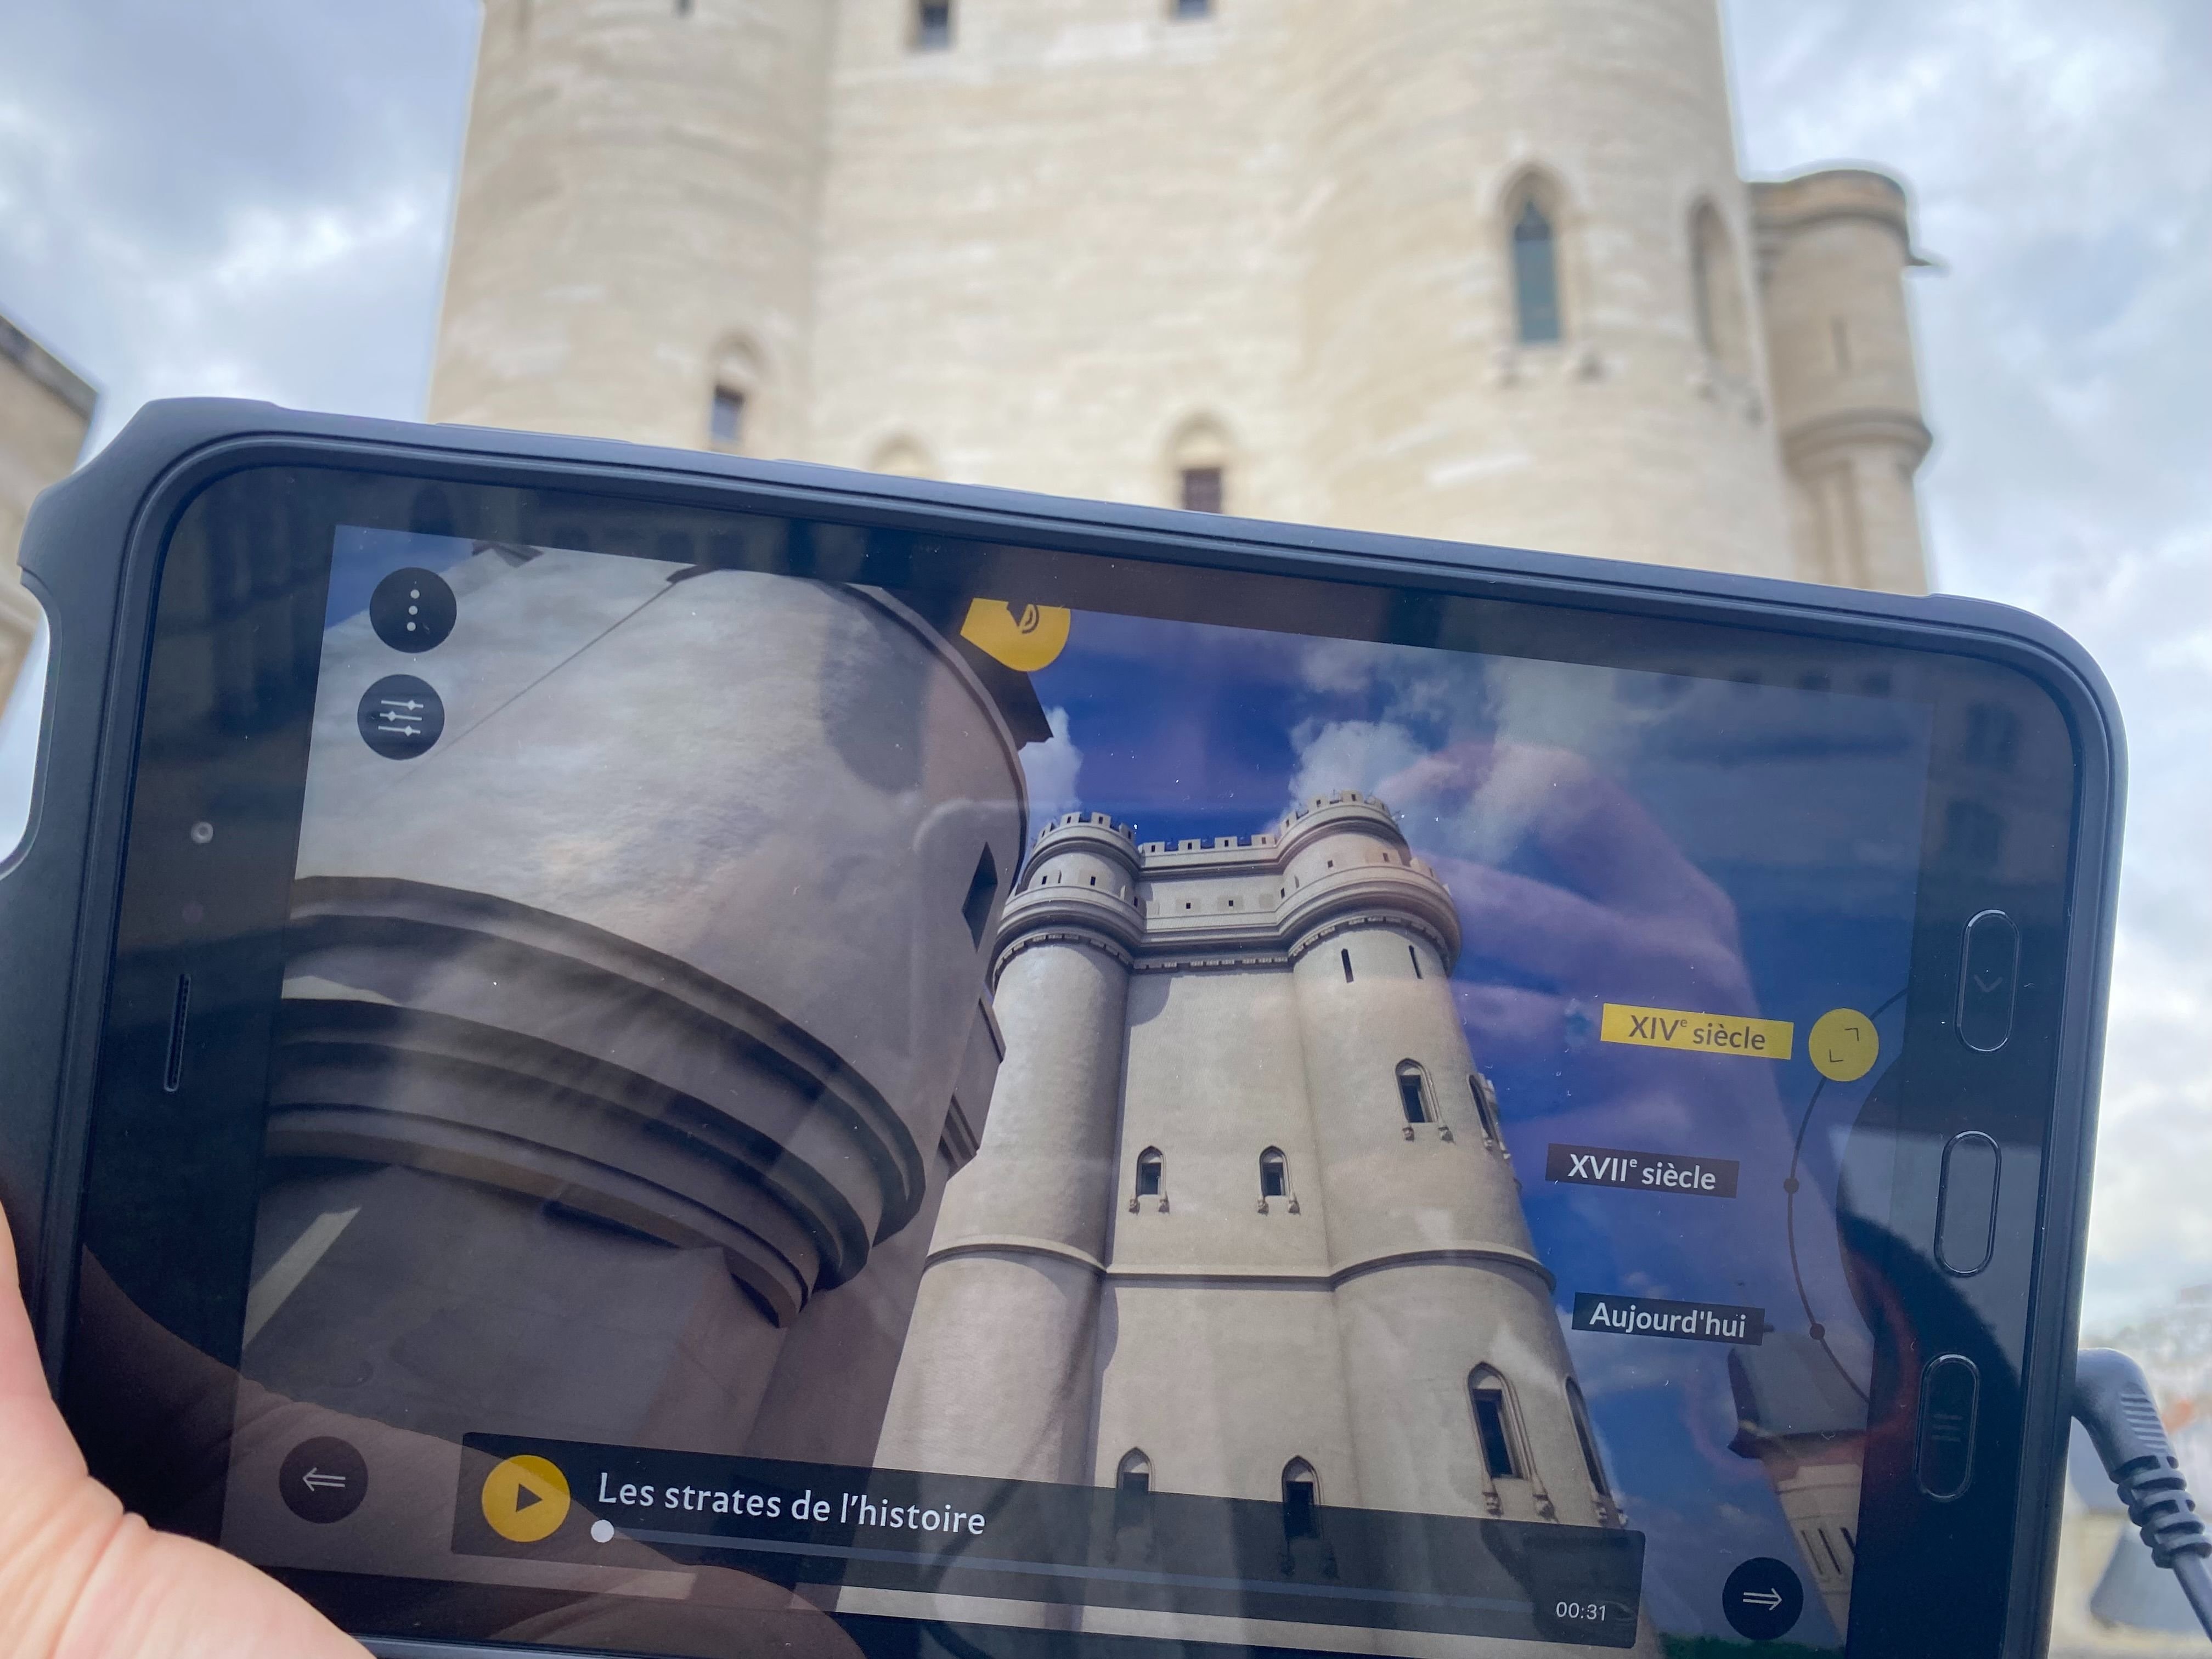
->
[[370, 566, 456, 654], [358, 674, 447, 761]]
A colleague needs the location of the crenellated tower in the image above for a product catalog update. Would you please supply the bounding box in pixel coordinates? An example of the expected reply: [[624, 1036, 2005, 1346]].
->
[[878, 794, 1617, 1545]]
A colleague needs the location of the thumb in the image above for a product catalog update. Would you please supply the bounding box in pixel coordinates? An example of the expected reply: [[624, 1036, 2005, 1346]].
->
[[0, 1204, 366, 1659]]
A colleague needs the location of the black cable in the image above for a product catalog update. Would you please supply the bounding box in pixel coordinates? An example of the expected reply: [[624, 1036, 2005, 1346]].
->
[[2075, 1348, 2212, 1640]]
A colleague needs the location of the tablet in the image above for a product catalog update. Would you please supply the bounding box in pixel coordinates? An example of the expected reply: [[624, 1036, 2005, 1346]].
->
[[1, 403, 2121, 1659]]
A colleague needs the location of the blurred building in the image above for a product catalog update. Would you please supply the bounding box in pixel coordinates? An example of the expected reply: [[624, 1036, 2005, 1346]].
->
[[1729, 1335, 1867, 1634], [431, 0, 1934, 592], [0, 309, 93, 708]]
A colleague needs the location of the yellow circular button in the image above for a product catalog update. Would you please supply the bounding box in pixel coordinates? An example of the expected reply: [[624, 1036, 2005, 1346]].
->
[[1809, 1008, 1880, 1083], [960, 599, 1071, 672], [481, 1454, 571, 1544]]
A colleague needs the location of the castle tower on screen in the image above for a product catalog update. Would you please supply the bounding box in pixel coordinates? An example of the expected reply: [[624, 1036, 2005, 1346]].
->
[[431, 0, 1933, 594], [877, 793, 1619, 1531]]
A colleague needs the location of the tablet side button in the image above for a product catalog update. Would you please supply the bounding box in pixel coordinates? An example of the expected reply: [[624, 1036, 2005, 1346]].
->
[[1916, 1355, 1979, 1501], [1936, 1131, 2000, 1276], [1957, 909, 2019, 1052]]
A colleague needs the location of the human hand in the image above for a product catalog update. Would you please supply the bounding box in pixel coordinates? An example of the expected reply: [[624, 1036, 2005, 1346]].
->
[[0, 1206, 364, 1659]]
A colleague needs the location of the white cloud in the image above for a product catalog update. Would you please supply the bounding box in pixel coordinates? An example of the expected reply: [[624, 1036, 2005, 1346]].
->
[[1726, 0, 2212, 1326], [1020, 705, 1085, 831], [0, 0, 478, 450], [1286, 717, 1429, 811]]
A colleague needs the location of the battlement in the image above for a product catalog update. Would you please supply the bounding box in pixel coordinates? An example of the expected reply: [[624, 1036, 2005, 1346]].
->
[[1000, 791, 1455, 980], [1034, 811, 1138, 852]]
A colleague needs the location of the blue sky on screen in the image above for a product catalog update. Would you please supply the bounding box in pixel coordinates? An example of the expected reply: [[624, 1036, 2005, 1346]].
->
[[1025, 606, 1931, 1641]]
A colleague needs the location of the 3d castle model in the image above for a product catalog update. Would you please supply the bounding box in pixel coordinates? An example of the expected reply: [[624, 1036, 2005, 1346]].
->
[[431, 0, 1933, 594], [877, 794, 1613, 1534], [249, 545, 1032, 1474]]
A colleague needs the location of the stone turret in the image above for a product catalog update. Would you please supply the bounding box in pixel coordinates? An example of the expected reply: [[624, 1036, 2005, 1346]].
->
[[1753, 168, 1934, 592]]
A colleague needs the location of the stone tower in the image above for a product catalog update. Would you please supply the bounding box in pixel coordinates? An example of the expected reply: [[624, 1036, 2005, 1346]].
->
[[245, 542, 1030, 1468], [431, 0, 1934, 592], [877, 795, 1616, 1538]]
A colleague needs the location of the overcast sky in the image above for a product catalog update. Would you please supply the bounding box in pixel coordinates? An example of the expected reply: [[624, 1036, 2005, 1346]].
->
[[1, 1, 2204, 1328]]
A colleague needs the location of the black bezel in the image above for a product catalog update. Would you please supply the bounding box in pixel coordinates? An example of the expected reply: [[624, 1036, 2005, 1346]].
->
[[1, 403, 2123, 1659]]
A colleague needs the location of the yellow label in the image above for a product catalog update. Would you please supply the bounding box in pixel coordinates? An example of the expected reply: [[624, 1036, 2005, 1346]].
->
[[1808, 1007, 1880, 1082], [960, 599, 1071, 672], [1600, 1002, 1794, 1061]]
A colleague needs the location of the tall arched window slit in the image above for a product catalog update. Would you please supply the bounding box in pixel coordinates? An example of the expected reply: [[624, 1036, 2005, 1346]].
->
[[1118, 1448, 1152, 1494], [1690, 202, 1750, 377], [1132, 1146, 1166, 1212], [1469, 1367, 1529, 1517], [1511, 194, 1562, 345], [1397, 1060, 1432, 1130]]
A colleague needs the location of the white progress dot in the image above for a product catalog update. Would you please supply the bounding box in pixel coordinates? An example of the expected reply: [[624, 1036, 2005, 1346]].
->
[[590, 1519, 614, 1543]]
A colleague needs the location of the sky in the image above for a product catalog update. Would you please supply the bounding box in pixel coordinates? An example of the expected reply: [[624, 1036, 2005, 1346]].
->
[[0, 0, 2207, 1330]]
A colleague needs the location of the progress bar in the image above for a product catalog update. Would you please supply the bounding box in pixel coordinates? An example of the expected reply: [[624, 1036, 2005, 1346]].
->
[[614, 1527, 1536, 1615]]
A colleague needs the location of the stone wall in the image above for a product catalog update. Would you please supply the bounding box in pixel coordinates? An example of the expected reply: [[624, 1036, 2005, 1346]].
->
[[0, 311, 93, 713]]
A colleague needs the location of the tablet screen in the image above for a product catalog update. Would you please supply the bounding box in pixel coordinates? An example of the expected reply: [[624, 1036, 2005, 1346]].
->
[[215, 518, 1933, 1657]]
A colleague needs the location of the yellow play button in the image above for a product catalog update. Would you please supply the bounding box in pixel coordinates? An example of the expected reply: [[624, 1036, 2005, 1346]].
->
[[960, 599, 1070, 673], [481, 1454, 571, 1544]]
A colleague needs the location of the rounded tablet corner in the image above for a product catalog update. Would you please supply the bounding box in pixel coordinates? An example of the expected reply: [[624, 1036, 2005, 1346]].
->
[[1925, 588, 2127, 786], [0, 595, 52, 873]]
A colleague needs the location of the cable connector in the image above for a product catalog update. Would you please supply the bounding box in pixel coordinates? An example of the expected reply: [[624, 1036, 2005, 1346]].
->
[[2074, 1347, 2212, 1637]]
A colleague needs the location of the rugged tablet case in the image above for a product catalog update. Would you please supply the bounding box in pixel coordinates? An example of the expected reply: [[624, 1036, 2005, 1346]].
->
[[0, 398, 2127, 1656]]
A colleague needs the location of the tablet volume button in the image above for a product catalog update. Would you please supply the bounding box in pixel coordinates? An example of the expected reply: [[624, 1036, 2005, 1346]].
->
[[1916, 1355, 1979, 1500], [1957, 910, 2019, 1052], [1936, 1131, 2000, 1276]]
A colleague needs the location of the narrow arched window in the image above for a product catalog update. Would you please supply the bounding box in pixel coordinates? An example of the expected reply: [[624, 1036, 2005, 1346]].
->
[[870, 435, 936, 479], [1690, 202, 1749, 376], [1136, 1147, 1164, 1198], [1168, 415, 1233, 514], [1396, 1061, 1432, 1126], [1118, 1448, 1153, 1494], [1511, 196, 1562, 345], [961, 845, 999, 949], [1566, 1379, 1611, 1500], [914, 0, 953, 50], [709, 385, 746, 447], [1468, 1071, 1501, 1145], [1281, 1458, 1320, 1538], [1340, 948, 1354, 983], [707, 340, 763, 452], [1469, 1367, 1523, 1480], [1260, 1148, 1288, 1199]]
